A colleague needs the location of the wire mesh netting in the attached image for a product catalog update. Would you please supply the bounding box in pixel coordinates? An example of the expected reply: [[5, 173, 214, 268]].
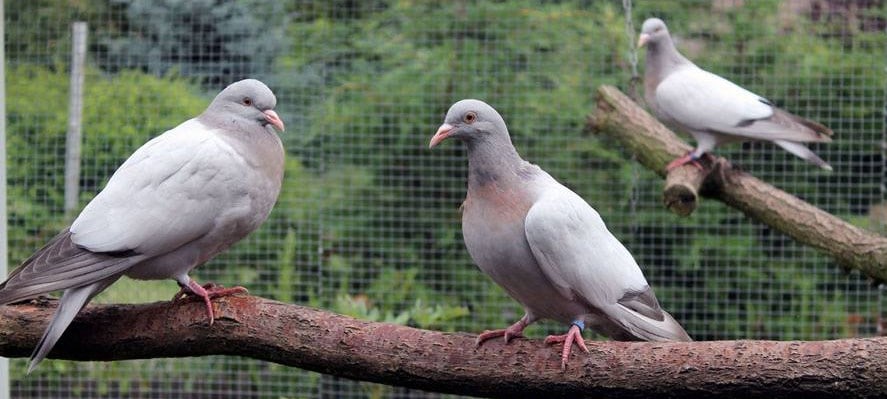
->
[[4, 0, 886, 397]]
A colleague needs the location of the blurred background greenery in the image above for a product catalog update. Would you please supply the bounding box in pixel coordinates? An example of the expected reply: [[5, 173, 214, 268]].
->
[[5, 0, 885, 397]]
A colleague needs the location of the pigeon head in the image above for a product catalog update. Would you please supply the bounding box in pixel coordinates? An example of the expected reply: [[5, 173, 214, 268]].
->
[[205, 79, 285, 132], [429, 99, 509, 148], [637, 18, 670, 48]]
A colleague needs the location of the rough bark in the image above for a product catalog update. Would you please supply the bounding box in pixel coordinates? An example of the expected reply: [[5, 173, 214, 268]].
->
[[662, 160, 714, 217], [587, 85, 887, 283], [3, 296, 887, 398]]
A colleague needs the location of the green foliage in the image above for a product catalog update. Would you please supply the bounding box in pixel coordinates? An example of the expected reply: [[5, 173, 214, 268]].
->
[[98, 0, 287, 87], [332, 267, 469, 330], [334, 293, 470, 330], [4, 0, 112, 67]]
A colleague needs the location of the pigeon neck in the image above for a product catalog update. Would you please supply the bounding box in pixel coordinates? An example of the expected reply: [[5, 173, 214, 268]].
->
[[465, 137, 525, 189], [197, 112, 285, 175], [645, 39, 692, 80], [644, 38, 693, 111]]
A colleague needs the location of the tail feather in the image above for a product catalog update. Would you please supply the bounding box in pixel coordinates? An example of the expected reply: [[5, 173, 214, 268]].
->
[[610, 286, 691, 342], [773, 140, 833, 171], [28, 275, 121, 373], [615, 304, 692, 342]]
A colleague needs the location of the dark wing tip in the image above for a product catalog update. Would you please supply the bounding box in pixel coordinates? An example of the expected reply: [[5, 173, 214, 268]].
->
[[772, 107, 834, 141], [0, 229, 142, 305]]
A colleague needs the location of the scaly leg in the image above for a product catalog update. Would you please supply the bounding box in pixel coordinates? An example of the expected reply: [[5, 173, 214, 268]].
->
[[544, 321, 589, 370]]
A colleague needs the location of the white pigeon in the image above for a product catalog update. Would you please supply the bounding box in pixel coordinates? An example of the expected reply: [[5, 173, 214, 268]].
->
[[430, 99, 690, 370], [638, 17, 833, 171], [0, 78, 286, 372]]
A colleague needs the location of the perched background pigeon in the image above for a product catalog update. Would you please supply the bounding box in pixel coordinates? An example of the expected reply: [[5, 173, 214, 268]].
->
[[0, 79, 286, 372], [430, 99, 690, 369], [638, 17, 833, 171]]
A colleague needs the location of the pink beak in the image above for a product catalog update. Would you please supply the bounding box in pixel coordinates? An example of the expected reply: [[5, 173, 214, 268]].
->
[[637, 33, 650, 48], [429, 123, 454, 148], [263, 110, 285, 132]]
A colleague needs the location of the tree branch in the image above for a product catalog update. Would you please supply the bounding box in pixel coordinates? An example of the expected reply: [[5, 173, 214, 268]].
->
[[3, 296, 887, 398], [587, 84, 887, 283]]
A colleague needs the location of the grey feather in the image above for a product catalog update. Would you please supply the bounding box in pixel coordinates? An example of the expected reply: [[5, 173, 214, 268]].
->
[[640, 17, 832, 169], [1, 78, 286, 372], [28, 276, 121, 373], [614, 287, 691, 341], [773, 140, 832, 171]]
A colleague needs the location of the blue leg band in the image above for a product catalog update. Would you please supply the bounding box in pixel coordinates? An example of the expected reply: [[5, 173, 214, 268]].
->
[[571, 320, 585, 331]]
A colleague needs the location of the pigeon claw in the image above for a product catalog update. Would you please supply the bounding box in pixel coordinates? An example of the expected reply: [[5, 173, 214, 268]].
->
[[475, 319, 528, 347], [666, 152, 704, 172], [172, 280, 249, 326], [544, 324, 589, 371], [475, 328, 522, 347]]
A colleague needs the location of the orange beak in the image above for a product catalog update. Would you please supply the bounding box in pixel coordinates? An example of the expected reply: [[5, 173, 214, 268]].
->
[[263, 110, 285, 132], [429, 123, 454, 148]]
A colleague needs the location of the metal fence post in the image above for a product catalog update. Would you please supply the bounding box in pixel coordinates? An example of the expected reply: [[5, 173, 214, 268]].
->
[[64, 22, 87, 217]]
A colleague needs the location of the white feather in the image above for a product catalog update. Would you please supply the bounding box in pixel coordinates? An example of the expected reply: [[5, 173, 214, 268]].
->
[[70, 119, 242, 256], [656, 65, 773, 133], [523, 181, 650, 311]]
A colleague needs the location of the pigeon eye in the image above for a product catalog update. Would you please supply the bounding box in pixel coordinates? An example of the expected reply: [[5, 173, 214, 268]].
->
[[464, 112, 477, 124], [242, 97, 253, 106]]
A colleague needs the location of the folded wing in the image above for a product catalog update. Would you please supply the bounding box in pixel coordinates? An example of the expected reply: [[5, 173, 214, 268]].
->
[[523, 186, 690, 341], [70, 119, 240, 256], [656, 66, 832, 143]]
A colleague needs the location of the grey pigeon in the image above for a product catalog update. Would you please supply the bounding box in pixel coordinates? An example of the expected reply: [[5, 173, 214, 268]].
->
[[0, 79, 286, 372], [430, 99, 690, 369], [638, 17, 833, 171]]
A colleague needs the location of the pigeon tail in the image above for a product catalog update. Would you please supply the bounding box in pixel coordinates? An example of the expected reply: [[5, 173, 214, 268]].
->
[[609, 287, 692, 342], [28, 276, 121, 373], [612, 304, 692, 342], [773, 140, 833, 171]]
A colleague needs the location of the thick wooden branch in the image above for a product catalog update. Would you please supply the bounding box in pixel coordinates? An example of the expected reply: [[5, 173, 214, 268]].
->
[[588, 85, 887, 282], [3, 296, 887, 398], [662, 161, 714, 217]]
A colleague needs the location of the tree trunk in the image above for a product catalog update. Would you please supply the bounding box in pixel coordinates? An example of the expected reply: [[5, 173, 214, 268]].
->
[[3, 296, 887, 398], [587, 84, 887, 283]]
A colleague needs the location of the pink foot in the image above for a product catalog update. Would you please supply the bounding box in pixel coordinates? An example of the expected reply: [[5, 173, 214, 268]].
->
[[172, 280, 248, 325], [544, 324, 589, 370], [476, 317, 529, 347], [666, 152, 704, 171]]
